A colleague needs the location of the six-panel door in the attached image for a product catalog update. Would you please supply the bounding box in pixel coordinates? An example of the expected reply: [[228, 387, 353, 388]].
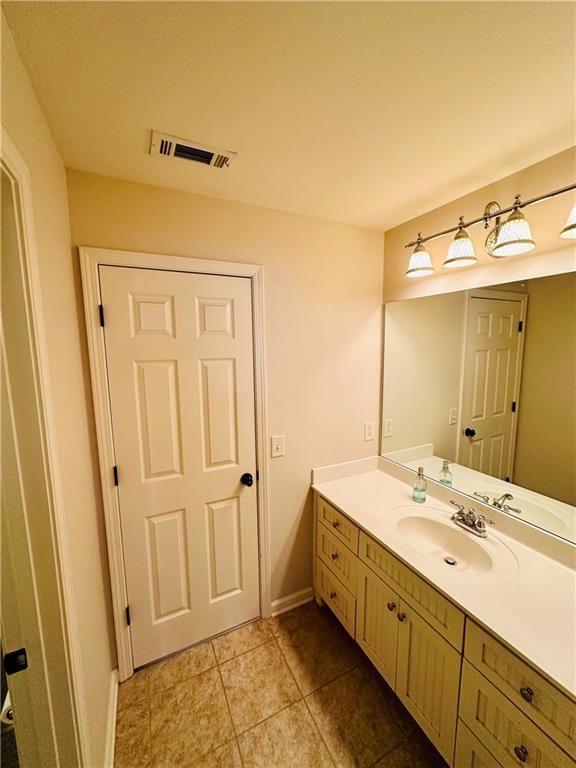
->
[[100, 266, 259, 667]]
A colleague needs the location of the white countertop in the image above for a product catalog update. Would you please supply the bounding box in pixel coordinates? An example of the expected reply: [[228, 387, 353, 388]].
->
[[313, 465, 576, 698]]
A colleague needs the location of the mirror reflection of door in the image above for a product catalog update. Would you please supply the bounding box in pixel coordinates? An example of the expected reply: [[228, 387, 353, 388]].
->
[[458, 295, 525, 480]]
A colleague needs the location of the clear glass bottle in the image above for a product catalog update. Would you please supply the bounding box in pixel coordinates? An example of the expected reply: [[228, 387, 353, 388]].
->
[[439, 460, 453, 487], [412, 467, 427, 503]]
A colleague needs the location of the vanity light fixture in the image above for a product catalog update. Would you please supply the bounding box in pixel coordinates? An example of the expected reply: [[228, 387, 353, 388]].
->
[[442, 217, 477, 269], [403, 182, 576, 278], [560, 202, 576, 239], [491, 195, 535, 257], [405, 235, 434, 278]]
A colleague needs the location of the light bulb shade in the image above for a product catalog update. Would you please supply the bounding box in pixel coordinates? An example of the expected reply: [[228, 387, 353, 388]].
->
[[443, 228, 477, 269], [405, 243, 434, 278], [492, 209, 535, 257], [560, 203, 576, 239]]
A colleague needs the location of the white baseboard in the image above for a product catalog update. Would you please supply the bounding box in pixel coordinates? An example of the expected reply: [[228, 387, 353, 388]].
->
[[270, 587, 314, 617], [104, 669, 118, 768]]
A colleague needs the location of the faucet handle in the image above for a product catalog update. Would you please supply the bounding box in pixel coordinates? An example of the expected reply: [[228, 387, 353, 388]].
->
[[450, 500, 465, 514], [474, 491, 490, 504], [475, 514, 495, 531]]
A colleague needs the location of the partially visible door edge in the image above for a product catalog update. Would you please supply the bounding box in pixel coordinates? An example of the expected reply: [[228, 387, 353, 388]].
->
[[78, 246, 272, 681]]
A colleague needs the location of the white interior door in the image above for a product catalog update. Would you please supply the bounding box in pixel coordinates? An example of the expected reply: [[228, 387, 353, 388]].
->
[[100, 266, 259, 667], [458, 296, 523, 479]]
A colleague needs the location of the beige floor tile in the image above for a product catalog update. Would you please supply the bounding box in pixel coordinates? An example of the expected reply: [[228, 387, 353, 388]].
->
[[306, 665, 405, 768], [265, 601, 321, 637], [148, 640, 216, 694], [212, 620, 273, 663], [276, 612, 360, 695], [115, 699, 150, 768], [237, 700, 334, 768], [150, 668, 234, 767], [411, 728, 449, 767], [220, 640, 301, 733], [190, 740, 243, 768], [372, 740, 431, 768], [118, 667, 150, 710]]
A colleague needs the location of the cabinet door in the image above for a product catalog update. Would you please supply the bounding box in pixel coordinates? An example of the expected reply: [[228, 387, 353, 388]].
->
[[355, 562, 399, 689], [455, 721, 500, 768], [396, 600, 461, 765]]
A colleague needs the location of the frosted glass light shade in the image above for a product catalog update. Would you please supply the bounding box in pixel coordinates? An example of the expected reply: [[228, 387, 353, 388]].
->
[[443, 228, 477, 269], [406, 243, 434, 278], [492, 209, 535, 257], [560, 203, 576, 239]]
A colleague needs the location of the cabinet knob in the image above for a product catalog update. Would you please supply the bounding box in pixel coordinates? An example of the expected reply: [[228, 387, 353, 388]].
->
[[330, 552, 338, 561], [520, 686, 534, 703], [397, 612, 406, 622], [332, 520, 340, 529], [387, 602, 396, 612], [513, 745, 528, 763], [329, 591, 337, 600]]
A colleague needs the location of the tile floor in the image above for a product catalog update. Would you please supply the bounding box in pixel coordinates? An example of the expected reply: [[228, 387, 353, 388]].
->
[[115, 602, 448, 768]]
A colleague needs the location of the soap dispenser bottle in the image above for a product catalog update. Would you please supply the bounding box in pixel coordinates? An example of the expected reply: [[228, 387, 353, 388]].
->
[[412, 467, 427, 503], [439, 460, 453, 487]]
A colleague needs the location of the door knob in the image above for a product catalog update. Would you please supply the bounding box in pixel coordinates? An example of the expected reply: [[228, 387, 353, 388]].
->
[[240, 473, 254, 487], [464, 427, 476, 438]]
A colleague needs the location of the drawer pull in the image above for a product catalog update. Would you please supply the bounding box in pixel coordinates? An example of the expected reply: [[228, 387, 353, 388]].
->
[[329, 591, 337, 599], [519, 686, 534, 703], [330, 552, 338, 560], [387, 602, 396, 612], [332, 520, 340, 529], [513, 745, 528, 763], [397, 612, 406, 622]]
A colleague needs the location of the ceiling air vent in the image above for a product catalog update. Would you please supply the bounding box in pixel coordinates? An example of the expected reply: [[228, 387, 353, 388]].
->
[[150, 131, 236, 169]]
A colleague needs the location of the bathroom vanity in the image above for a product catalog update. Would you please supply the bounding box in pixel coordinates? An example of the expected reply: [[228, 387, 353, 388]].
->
[[312, 459, 576, 768]]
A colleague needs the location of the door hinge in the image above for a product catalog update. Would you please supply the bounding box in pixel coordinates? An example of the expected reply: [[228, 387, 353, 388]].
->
[[518, 320, 523, 332], [98, 304, 105, 327], [511, 401, 517, 413], [113, 466, 119, 486], [125, 606, 131, 626]]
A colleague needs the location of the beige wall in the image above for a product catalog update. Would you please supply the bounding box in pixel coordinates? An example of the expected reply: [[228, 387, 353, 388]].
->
[[2, 14, 115, 766], [383, 148, 576, 303], [382, 293, 465, 460], [514, 272, 576, 505], [66, 169, 384, 602]]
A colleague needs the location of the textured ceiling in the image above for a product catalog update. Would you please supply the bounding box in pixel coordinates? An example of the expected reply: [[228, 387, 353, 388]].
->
[[4, 1, 575, 230]]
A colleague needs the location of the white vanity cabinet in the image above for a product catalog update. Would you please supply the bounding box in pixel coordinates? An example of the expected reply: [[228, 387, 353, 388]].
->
[[313, 491, 576, 768]]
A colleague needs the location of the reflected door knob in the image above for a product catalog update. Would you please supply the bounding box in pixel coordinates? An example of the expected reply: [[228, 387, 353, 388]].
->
[[464, 427, 476, 438], [240, 473, 254, 487]]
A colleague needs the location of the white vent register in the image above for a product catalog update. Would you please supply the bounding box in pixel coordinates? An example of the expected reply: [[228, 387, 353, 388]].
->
[[150, 131, 237, 169]]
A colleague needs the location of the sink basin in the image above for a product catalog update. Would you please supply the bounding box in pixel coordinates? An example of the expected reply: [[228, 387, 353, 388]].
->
[[388, 505, 518, 576], [396, 516, 493, 574]]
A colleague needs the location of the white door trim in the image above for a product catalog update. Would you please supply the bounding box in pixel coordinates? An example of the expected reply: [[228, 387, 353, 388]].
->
[[1, 130, 85, 764], [79, 246, 271, 680]]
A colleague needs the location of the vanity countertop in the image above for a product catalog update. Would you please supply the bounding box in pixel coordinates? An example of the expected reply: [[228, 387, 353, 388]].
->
[[313, 465, 576, 699]]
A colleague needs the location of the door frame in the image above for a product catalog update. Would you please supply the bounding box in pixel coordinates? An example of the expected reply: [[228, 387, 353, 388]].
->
[[456, 288, 528, 481], [79, 246, 271, 681], [1, 131, 85, 764]]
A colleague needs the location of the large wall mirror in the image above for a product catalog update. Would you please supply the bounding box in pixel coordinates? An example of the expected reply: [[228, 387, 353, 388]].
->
[[380, 271, 576, 543]]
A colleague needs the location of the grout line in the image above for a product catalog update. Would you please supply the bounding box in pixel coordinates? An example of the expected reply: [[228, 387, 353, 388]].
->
[[215, 634, 275, 667]]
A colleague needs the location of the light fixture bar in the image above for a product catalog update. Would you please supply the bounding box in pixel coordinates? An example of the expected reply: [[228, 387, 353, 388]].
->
[[404, 182, 576, 250]]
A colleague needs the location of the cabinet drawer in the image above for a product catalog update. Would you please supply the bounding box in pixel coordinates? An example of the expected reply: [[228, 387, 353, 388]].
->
[[460, 661, 574, 768], [465, 622, 576, 759], [316, 495, 359, 554], [455, 720, 501, 768], [316, 520, 358, 595], [316, 558, 356, 637], [359, 531, 464, 650]]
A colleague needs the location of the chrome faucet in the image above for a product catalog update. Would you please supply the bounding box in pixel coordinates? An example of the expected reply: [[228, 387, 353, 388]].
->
[[493, 493, 514, 509], [450, 501, 494, 538]]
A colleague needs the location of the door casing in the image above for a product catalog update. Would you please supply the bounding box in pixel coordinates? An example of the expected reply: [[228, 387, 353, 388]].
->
[[79, 247, 271, 681]]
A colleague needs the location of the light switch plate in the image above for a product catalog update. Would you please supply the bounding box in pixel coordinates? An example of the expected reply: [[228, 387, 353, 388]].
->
[[383, 419, 393, 438], [448, 408, 458, 426], [271, 435, 285, 458], [364, 421, 377, 441]]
